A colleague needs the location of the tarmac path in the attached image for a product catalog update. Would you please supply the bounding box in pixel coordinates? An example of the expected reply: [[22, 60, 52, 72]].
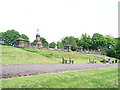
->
[[1, 63, 118, 78]]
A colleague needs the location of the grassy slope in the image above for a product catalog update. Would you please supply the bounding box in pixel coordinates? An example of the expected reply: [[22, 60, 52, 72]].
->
[[1, 45, 59, 64], [2, 66, 118, 88], [1, 45, 116, 64]]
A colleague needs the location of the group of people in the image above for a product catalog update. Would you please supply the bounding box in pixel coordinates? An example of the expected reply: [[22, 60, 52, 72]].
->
[[105, 58, 111, 63], [100, 57, 112, 64]]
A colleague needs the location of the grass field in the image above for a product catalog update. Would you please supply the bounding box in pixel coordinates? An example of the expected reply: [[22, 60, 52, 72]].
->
[[1, 45, 119, 88], [2, 66, 118, 88], [1, 45, 116, 65]]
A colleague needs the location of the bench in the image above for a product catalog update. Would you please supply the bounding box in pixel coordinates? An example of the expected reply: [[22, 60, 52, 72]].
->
[[111, 59, 119, 64], [88, 58, 97, 64], [62, 57, 74, 64]]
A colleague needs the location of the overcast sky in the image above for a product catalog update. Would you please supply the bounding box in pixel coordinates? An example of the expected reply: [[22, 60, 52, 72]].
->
[[0, 0, 118, 43]]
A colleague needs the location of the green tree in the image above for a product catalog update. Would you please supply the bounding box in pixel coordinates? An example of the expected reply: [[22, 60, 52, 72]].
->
[[49, 42, 56, 48], [61, 36, 69, 46], [115, 38, 120, 59], [61, 36, 77, 51], [21, 34, 29, 42], [2, 30, 21, 46], [92, 33, 107, 50], [79, 33, 92, 50], [40, 37, 48, 47], [109, 37, 120, 59], [57, 41, 63, 49], [105, 35, 116, 49], [1, 30, 30, 46]]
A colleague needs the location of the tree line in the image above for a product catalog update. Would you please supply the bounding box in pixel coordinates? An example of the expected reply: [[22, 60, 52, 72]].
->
[[0, 30, 120, 59]]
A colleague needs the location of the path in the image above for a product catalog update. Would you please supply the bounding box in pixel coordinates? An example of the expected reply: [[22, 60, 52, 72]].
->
[[1, 63, 118, 78]]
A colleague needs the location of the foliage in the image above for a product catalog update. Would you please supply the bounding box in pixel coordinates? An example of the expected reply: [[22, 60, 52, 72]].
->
[[2, 66, 118, 88], [106, 37, 120, 59], [91, 33, 107, 50], [1, 30, 29, 46], [115, 38, 120, 59], [21, 34, 29, 42], [40, 37, 48, 47], [61, 36, 78, 51], [79, 33, 92, 50], [49, 42, 56, 48], [57, 41, 63, 49], [2, 30, 21, 46], [1, 29, 119, 59], [106, 48, 117, 57], [105, 35, 116, 49]]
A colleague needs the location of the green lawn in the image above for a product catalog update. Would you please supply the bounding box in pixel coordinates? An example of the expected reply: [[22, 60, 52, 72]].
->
[[1, 45, 116, 65], [1, 45, 59, 64], [2, 66, 118, 88]]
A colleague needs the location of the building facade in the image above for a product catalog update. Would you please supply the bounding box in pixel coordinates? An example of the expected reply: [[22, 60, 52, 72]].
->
[[16, 29, 42, 49]]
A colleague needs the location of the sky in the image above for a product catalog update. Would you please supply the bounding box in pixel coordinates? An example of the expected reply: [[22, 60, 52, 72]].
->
[[0, 0, 119, 43]]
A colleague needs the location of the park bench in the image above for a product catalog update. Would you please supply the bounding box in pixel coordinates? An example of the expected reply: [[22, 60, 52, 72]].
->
[[62, 57, 74, 64], [111, 59, 119, 64], [88, 58, 97, 64]]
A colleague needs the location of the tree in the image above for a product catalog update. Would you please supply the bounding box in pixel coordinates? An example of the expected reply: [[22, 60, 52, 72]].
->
[[91, 33, 107, 50], [109, 37, 120, 59], [2, 30, 21, 46], [49, 42, 56, 48], [61, 36, 69, 46], [115, 38, 120, 59], [61, 36, 78, 51], [105, 35, 116, 49], [79, 33, 92, 50], [1, 30, 30, 46], [40, 37, 48, 47], [21, 34, 29, 42], [57, 41, 63, 49]]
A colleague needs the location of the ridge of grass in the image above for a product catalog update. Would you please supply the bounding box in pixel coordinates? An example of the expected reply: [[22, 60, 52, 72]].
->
[[1, 45, 59, 64], [1, 45, 117, 64]]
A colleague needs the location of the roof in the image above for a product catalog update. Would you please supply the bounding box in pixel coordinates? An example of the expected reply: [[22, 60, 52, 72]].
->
[[16, 38, 25, 41]]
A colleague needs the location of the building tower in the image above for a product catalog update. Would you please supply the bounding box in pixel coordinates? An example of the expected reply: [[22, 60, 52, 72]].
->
[[34, 29, 42, 49]]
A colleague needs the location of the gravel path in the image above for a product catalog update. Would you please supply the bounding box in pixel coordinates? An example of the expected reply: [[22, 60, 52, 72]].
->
[[1, 63, 118, 78]]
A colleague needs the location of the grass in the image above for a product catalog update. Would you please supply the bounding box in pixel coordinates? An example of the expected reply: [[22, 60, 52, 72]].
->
[[2, 66, 118, 88], [1, 45, 60, 64], [1, 45, 117, 64]]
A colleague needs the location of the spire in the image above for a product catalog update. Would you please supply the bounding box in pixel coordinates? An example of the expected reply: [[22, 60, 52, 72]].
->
[[36, 28, 40, 40], [37, 28, 39, 34]]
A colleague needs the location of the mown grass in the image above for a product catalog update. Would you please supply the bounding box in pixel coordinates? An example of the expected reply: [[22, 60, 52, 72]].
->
[[2, 66, 118, 88], [1, 45, 117, 64], [1, 45, 60, 64]]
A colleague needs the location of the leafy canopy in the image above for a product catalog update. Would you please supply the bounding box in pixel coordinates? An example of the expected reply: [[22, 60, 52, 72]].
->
[[1, 30, 29, 46]]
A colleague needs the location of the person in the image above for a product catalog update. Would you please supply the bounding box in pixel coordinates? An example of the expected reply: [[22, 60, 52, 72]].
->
[[108, 58, 112, 64], [106, 58, 108, 62]]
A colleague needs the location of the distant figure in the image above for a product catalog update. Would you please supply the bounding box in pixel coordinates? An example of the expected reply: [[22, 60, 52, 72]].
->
[[108, 58, 111, 64], [106, 58, 108, 62], [98, 49, 101, 52], [108, 58, 110, 62]]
